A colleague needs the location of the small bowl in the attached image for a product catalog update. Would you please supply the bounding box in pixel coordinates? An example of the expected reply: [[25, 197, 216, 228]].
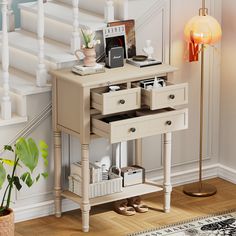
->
[[132, 55, 148, 62]]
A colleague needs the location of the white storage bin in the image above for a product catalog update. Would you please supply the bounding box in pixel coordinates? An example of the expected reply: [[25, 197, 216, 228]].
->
[[69, 174, 123, 198]]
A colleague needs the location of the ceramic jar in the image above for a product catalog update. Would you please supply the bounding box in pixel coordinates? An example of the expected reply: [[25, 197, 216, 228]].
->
[[76, 48, 96, 67]]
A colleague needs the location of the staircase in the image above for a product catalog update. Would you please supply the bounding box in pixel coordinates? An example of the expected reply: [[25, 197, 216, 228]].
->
[[0, 0, 128, 146]]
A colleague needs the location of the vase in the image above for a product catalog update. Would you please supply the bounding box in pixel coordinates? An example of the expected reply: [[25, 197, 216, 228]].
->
[[75, 48, 96, 67], [0, 208, 14, 236]]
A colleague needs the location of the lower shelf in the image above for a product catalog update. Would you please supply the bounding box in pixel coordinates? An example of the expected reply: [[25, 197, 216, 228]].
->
[[62, 182, 163, 207]]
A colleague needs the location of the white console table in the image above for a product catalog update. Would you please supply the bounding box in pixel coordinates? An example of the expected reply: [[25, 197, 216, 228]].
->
[[50, 63, 188, 232]]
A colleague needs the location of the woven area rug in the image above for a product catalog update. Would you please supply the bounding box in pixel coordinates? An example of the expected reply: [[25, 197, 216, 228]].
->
[[127, 210, 236, 236]]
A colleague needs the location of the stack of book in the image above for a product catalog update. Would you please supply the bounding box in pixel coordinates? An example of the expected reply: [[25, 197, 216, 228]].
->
[[126, 58, 162, 68], [72, 63, 105, 76]]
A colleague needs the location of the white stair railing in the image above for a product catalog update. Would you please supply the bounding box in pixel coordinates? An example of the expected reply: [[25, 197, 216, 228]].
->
[[7, 0, 15, 31], [1, 0, 12, 120], [0, 102, 52, 154], [36, 0, 47, 87], [71, 0, 80, 53], [105, 0, 114, 23]]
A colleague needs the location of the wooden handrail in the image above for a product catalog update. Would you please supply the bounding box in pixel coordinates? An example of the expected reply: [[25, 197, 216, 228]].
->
[[1, 0, 12, 120]]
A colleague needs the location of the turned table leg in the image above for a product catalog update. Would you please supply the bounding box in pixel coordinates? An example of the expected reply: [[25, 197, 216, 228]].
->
[[135, 138, 142, 166], [54, 131, 62, 217], [163, 132, 172, 213], [81, 144, 91, 232]]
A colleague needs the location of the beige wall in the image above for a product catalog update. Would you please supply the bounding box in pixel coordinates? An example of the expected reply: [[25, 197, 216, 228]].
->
[[220, 0, 236, 168]]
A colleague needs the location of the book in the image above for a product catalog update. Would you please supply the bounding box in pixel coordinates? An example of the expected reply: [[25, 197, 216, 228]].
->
[[108, 20, 136, 58], [126, 58, 162, 68], [72, 63, 105, 76]]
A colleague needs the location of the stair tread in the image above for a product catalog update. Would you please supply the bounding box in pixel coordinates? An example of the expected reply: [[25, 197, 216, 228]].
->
[[19, 1, 107, 30], [0, 29, 77, 64], [0, 114, 27, 127], [0, 67, 51, 96]]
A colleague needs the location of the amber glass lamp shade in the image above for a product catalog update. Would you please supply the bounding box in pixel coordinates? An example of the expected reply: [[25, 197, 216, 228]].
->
[[184, 15, 222, 45]]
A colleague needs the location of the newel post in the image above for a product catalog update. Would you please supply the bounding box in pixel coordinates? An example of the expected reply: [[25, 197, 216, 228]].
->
[[1, 0, 12, 120], [71, 0, 80, 53], [104, 0, 114, 23], [36, 0, 48, 87]]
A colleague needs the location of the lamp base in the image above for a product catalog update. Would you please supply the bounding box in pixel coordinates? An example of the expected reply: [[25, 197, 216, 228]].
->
[[183, 182, 217, 197]]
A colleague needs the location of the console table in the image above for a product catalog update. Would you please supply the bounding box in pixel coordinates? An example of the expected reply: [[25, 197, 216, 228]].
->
[[50, 63, 188, 232]]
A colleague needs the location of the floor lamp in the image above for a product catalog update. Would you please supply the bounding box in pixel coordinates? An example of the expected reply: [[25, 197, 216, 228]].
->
[[183, 0, 222, 197]]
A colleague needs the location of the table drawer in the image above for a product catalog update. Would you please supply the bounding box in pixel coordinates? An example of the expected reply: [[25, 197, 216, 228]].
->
[[92, 108, 188, 144], [91, 86, 141, 115], [141, 82, 188, 110]]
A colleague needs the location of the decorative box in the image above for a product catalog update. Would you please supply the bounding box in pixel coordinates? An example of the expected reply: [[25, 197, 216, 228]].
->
[[121, 165, 145, 187]]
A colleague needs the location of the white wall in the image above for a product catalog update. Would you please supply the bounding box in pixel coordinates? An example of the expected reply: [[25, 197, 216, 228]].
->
[[68, 0, 221, 181], [169, 0, 221, 172], [220, 0, 236, 169]]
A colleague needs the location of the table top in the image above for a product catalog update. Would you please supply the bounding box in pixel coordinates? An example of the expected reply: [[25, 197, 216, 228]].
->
[[49, 63, 177, 88]]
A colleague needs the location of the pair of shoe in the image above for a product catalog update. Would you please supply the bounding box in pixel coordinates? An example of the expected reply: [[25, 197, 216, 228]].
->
[[114, 196, 148, 216]]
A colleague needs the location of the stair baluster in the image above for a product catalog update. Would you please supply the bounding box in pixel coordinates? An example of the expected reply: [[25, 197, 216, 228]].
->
[[7, 0, 15, 31], [71, 0, 80, 53], [120, 0, 128, 20], [105, 0, 114, 23], [36, 0, 48, 87], [1, 0, 12, 120]]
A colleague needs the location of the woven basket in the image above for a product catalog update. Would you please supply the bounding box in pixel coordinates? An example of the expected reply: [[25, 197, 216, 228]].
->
[[0, 208, 14, 236]]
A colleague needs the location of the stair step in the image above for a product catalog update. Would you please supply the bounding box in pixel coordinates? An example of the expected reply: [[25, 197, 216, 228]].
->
[[7, 30, 76, 64], [56, 0, 107, 17], [0, 30, 77, 76], [0, 114, 27, 127], [0, 67, 51, 121], [19, 1, 106, 45], [0, 67, 51, 96]]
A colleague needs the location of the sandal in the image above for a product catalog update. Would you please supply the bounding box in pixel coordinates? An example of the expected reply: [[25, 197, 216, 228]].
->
[[127, 196, 149, 213], [114, 199, 136, 216]]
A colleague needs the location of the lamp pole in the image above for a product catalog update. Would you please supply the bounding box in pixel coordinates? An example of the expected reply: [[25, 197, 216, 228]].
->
[[183, 0, 217, 197], [199, 43, 204, 184]]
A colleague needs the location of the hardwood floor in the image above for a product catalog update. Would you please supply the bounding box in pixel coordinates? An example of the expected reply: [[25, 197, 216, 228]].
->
[[15, 178, 236, 236]]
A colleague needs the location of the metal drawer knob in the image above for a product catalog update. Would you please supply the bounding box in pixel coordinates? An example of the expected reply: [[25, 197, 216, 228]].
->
[[169, 94, 175, 100], [129, 127, 136, 133], [119, 99, 126, 104], [166, 121, 172, 126]]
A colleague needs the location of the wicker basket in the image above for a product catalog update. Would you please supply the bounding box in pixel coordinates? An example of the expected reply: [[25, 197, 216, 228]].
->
[[69, 174, 123, 198], [0, 208, 14, 236]]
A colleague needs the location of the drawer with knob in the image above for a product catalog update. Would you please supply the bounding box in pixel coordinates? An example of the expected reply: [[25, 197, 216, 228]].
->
[[92, 108, 188, 144], [91, 86, 141, 115], [140, 82, 188, 110]]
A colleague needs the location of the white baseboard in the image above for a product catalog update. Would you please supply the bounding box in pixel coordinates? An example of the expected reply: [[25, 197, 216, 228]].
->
[[147, 164, 219, 186], [13, 163, 235, 222], [14, 199, 80, 223], [218, 164, 236, 184]]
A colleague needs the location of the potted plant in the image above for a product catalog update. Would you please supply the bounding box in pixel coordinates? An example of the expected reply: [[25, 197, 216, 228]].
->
[[75, 29, 101, 67], [0, 137, 48, 236]]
